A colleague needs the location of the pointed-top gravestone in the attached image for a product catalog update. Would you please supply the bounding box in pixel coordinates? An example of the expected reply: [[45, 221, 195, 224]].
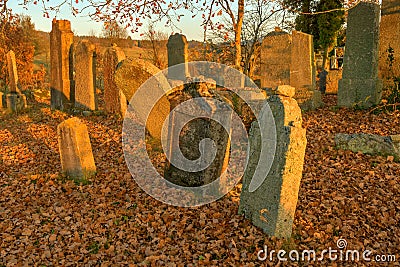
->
[[6, 50, 20, 93]]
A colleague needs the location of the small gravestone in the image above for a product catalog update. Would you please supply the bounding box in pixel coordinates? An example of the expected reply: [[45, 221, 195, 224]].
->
[[74, 40, 97, 110], [104, 44, 127, 116], [379, 0, 400, 89], [50, 19, 74, 110], [57, 117, 96, 180], [338, 2, 382, 108], [115, 58, 171, 139], [239, 85, 307, 238], [167, 33, 189, 80]]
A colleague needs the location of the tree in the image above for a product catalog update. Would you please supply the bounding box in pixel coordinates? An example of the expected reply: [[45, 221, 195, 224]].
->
[[101, 20, 128, 43], [143, 23, 168, 69]]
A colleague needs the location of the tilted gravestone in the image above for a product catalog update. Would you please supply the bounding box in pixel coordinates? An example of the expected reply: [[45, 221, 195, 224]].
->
[[103, 44, 127, 116], [239, 85, 307, 238], [115, 58, 171, 139], [74, 40, 97, 110], [379, 0, 400, 89], [50, 19, 74, 110], [338, 2, 382, 108], [167, 33, 189, 81], [57, 117, 96, 180], [5, 50, 27, 112]]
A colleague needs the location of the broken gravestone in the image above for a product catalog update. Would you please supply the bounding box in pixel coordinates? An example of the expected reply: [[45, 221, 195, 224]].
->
[[239, 85, 307, 238], [74, 39, 97, 110], [57, 117, 96, 180], [338, 2, 382, 108], [104, 44, 127, 116], [115, 58, 171, 139], [335, 133, 400, 160]]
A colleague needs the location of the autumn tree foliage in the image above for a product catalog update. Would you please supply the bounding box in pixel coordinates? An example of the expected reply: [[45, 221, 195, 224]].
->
[[0, 15, 35, 89]]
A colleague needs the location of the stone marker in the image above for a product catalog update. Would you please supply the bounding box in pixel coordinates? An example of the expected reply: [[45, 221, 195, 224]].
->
[[167, 33, 189, 80], [0, 92, 5, 109], [379, 0, 400, 89], [239, 85, 307, 238], [74, 39, 97, 110], [325, 69, 342, 95], [115, 58, 171, 139], [104, 44, 127, 116], [164, 79, 232, 190], [6, 50, 20, 93], [50, 19, 74, 110], [335, 133, 400, 159], [338, 2, 382, 108], [6, 94, 27, 113], [57, 117, 96, 180]]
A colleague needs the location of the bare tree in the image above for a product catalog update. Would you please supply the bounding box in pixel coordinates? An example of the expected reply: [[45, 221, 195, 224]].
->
[[143, 23, 168, 69], [101, 20, 128, 44]]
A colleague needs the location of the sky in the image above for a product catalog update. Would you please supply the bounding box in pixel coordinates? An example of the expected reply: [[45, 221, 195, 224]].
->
[[8, 1, 205, 41]]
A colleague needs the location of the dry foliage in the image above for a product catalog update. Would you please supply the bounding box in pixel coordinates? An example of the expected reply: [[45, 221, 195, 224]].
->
[[0, 95, 399, 266]]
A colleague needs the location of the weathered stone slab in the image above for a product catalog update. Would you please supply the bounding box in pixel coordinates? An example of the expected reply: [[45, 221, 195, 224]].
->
[[74, 40, 97, 110], [224, 66, 245, 89], [6, 50, 20, 93], [103, 44, 127, 116], [57, 117, 96, 180], [115, 58, 171, 139], [379, 0, 400, 89], [335, 133, 400, 159], [167, 33, 189, 80], [338, 2, 382, 108], [239, 88, 307, 238], [50, 19, 74, 110], [325, 69, 342, 95], [6, 93, 27, 113]]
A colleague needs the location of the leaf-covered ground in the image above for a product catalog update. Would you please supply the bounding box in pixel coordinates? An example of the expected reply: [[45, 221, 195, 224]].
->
[[0, 94, 399, 266]]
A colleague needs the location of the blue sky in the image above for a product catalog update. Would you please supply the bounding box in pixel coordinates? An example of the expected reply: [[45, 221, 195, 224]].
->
[[8, 1, 204, 41]]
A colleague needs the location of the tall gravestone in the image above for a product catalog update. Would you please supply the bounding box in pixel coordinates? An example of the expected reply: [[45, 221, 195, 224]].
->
[[379, 0, 400, 89], [167, 33, 189, 81], [5, 50, 27, 112], [104, 44, 127, 116], [50, 19, 74, 110], [338, 2, 382, 108], [57, 117, 96, 180], [74, 40, 97, 110], [6, 50, 20, 93], [239, 85, 307, 238], [260, 29, 292, 88]]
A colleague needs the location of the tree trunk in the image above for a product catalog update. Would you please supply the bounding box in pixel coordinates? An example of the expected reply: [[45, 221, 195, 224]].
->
[[234, 0, 245, 70], [322, 47, 329, 70]]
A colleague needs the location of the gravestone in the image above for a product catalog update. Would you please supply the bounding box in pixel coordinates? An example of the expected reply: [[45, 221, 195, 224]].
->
[[6, 50, 20, 93], [104, 44, 127, 116], [164, 80, 232, 190], [115, 58, 171, 139], [239, 85, 307, 238], [260, 29, 291, 88], [74, 40, 97, 110], [338, 2, 382, 108], [379, 0, 400, 89], [325, 69, 342, 95], [167, 33, 189, 80], [57, 117, 96, 180], [50, 19, 74, 110]]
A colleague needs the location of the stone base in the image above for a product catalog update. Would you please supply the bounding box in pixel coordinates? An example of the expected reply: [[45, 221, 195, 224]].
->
[[294, 88, 323, 111], [338, 78, 382, 108], [6, 93, 27, 112]]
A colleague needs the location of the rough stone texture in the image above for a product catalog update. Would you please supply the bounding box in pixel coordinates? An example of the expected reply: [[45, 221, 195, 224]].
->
[[325, 69, 342, 95], [260, 30, 292, 88], [6, 93, 27, 113], [167, 33, 189, 80], [379, 0, 400, 89], [57, 117, 96, 180], [74, 40, 97, 110], [6, 50, 20, 93], [224, 66, 245, 88], [115, 58, 171, 139], [164, 82, 232, 189], [338, 2, 382, 108], [239, 93, 307, 238], [290, 31, 315, 90], [104, 45, 127, 116], [335, 133, 400, 159], [294, 87, 323, 111], [276, 85, 295, 98], [50, 19, 74, 110]]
